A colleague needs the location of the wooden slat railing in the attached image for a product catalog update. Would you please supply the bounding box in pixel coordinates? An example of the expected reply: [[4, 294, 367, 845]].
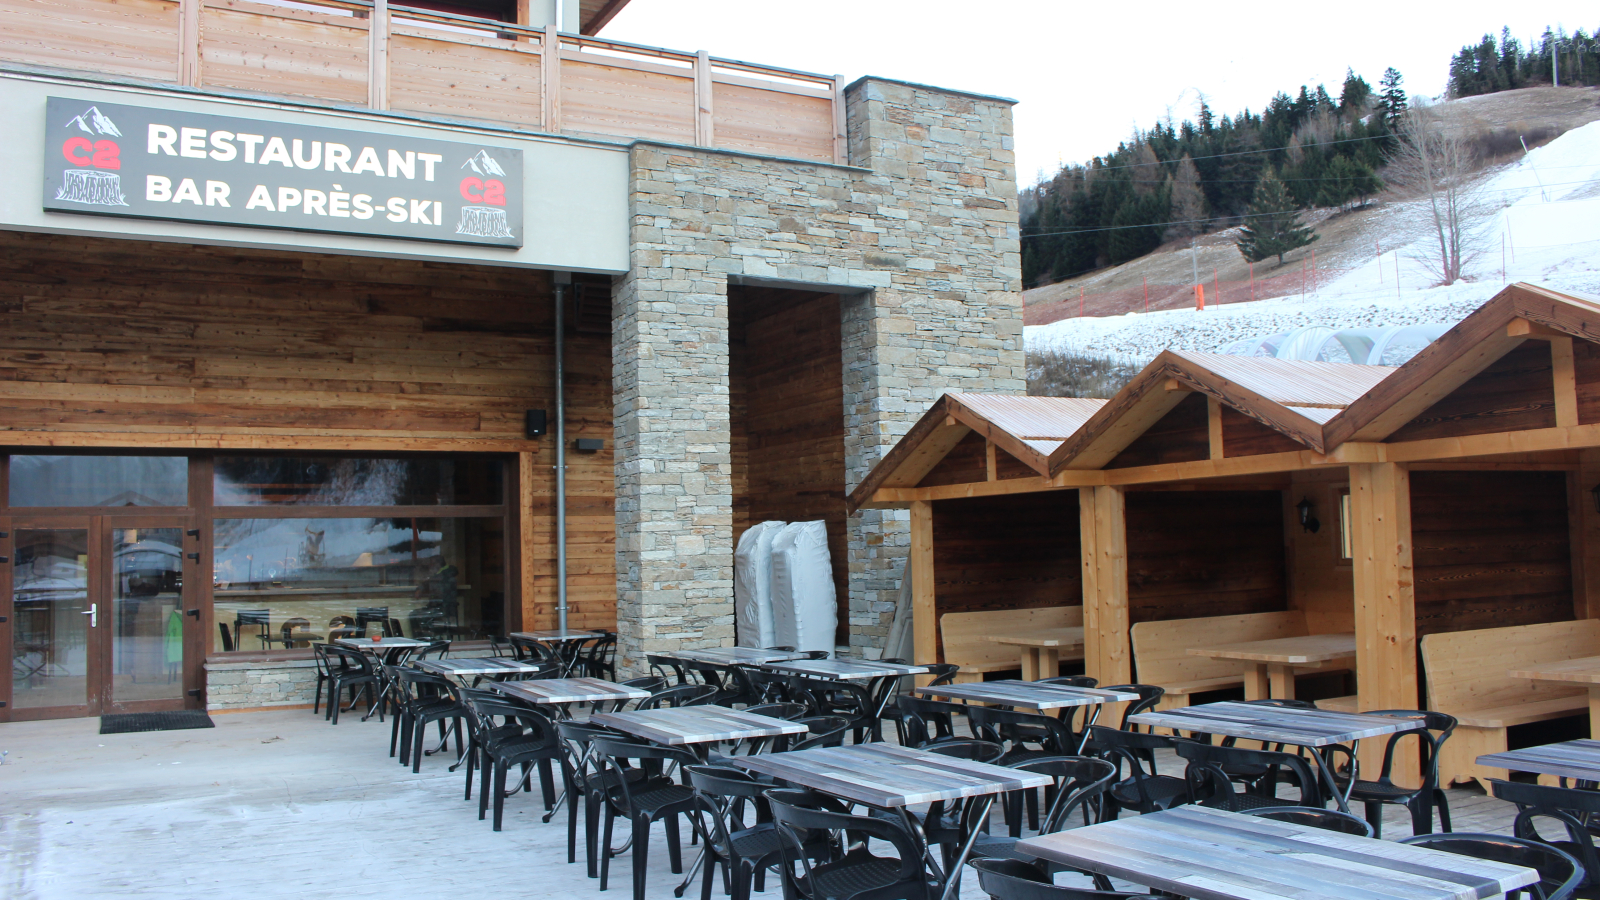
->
[[0, 0, 846, 164]]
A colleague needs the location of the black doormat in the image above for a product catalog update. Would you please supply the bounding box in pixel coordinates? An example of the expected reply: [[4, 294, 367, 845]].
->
[[100, 711, 215, 735]]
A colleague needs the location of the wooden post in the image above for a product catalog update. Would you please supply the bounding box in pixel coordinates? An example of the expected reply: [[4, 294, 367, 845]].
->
[[910, 500, 936, 685], [368, 0, 390, 111], [519, 450, 539, 629], [542, 24, 563, 133], [1552, 336, 1578, 428], [1350, 462, 1419, 785], [1207, 397, 1224, 460], [1081, 486, 1131, 686], [694, 50, 715, 148], [984, 440, 998, 482], [1574, 450, 1600, 620], [179, 0, 202, 87], [832, 76, 848, 165]]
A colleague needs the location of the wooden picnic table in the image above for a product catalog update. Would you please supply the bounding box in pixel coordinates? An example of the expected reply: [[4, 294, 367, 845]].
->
[[588, 705, 806, 748], [735, 743, 1050, 900], [1477, 738, 1600, 784], [1017, 805, 1537, 900], [1509, 655, 1600, 731], [1187, 632, 1356, 700], [984, 627, 1084, 681]]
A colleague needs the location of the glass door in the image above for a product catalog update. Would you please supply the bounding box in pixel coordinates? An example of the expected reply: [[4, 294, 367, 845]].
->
[[9, 520, 95, 717], [105, 520, 193, 711]]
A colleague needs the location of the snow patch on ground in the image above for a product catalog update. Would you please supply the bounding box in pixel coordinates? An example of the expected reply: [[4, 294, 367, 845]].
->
[[1026, 121, 1600, 364]]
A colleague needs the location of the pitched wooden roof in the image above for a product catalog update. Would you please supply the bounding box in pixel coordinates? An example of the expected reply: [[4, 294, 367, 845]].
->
[[580, 0, 632, 34]]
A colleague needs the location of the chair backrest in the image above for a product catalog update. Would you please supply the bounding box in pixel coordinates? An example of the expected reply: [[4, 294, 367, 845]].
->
[[970, 857, 1158, 900], [488, 635, 508, 657], [922, 738, 1005, 763], [925, 662, 962, 687], [1246, 806, 1374, 837], [218, 622, 235, 652], [1085, 724, 1173, 780], [1040, 675, 1099, 688], [968, 704, 1075, 755], [1098, 684, 1165, 728], [787, 715, 851, 751], [1174, 738, 1322, 808], [764, 788, 923, 895], [1421, 620, 1600, 715], [646, 654, 694, 685], [686, 765, 771, 856], [1400, 832, 1583, 900], [414, 640, 451, 660], [940, 606, 1082, 670], [1130, 610, 1307, 687], [1492, 778, 1600, 887], [1361, 709, 1456, 786], [1012, 755, 1117, 833], [744, 702, 808, 720], [324, 643, 375, 675], [636, 683, 719, 710], [896, 694, 962, 746]]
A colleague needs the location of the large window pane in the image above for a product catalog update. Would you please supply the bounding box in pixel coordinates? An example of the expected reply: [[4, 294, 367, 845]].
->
[[214, 456, 502, 506], [211, 516, 505, 652], [12, 528, 91, 709], [10, 456, 187, 507]]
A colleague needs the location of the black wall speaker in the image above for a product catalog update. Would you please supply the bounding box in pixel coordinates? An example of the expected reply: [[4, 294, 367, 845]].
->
[[525, 409, 547, 437]]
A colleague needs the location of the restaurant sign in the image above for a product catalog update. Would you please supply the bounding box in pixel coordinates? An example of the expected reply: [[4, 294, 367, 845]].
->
[[41, 97, 524, 248]]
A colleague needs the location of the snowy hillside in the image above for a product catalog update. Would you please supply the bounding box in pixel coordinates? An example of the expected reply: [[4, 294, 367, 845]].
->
[[1026, 119, 1600, 365]]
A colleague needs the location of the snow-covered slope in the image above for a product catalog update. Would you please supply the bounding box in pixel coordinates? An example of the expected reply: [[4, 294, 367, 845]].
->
[[1026, 120, 1600, 364]]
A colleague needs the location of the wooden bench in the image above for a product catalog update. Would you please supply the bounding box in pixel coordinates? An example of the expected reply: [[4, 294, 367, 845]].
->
[[1422, 619, 1600, 787], [939, 606, 1083, 684], [1131, 610, 1344, 711]]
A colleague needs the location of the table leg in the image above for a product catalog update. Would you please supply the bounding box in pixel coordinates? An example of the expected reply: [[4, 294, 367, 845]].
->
[[1310, 742, 1357, 813], [1243, 664, 1269, 701], [940, 795, 994, 900], [1267, 664, 1296, 700], [1039, 648, 1060, 680], [1020, 649, 1040, 682]]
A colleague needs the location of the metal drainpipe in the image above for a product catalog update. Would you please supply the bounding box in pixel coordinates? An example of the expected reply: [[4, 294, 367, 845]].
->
[[553, 274, 569, 632]]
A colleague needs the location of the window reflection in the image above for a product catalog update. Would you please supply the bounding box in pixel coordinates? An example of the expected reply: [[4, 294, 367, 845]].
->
[[214, 456, 502, 506], [212, 517, 504, 651], [10, 456, 187, 507]]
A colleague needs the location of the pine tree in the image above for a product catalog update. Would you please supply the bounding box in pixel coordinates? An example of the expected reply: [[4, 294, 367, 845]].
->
[[1339, 68, 1372, 114], [1166, 154, 1209, 240], [1237, 172, 1318, 265], [1378, 68, 1407, 131]]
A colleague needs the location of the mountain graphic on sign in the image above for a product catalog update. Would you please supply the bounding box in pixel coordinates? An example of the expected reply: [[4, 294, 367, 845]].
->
[[64, 106, 122, 137], [461, 150, 506, 177]]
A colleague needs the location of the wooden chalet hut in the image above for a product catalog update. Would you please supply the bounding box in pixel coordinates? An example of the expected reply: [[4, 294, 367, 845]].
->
[[853, 283, 1600, 785]]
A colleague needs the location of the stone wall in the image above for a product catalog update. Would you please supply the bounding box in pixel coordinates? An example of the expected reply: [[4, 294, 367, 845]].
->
[[611, 77, 1024, 671], [205, 658, 321, 710]]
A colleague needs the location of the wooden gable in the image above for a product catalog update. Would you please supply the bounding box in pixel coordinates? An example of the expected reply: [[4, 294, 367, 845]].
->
[[1106, 393, 1209, 469], [1384, 342, 1556, 443], [1221, 406, 1305, 457], [916, 431, 1041, 487]]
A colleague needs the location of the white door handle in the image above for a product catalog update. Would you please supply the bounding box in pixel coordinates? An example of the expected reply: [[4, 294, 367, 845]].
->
[[81, 603, 97, 627]]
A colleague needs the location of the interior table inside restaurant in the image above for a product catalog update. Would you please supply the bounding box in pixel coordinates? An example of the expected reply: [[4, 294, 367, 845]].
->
[[1187, 632, 1356, 700], [1477, 738, 1600, 786], [1129, 701, 1423, 812], [1509, 655, 1600, 730], [984, 627, 1085, 681], [735, 742, 1051, 900], [1017, 804, 1537, 900]]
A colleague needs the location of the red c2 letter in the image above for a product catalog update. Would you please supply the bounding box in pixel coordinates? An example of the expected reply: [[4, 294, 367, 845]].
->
[[459, 176, 483, 203], [62, 137, 92, 166], [482, 179, 506, 206], [91, 140, 121, 170]]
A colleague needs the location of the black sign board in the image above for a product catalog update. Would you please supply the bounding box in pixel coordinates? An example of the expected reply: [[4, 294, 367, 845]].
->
[[41, 97, 524, 248]]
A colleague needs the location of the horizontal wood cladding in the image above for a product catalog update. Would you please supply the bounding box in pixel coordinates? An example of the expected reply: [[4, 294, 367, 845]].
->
[[1411, 470, 1573, 638], [918, 431, 987, 487], [729, 289, 847, 641], [1108, 392, 1209, 469], [1573, 340, 1600, 425], [995, 445, 1037, 480], [1385, 342, 1556, 443], [932, 492, 1082, 661], [1221, 406, 1304, 457], [0, 231, 616, 633], [1126, 490, 1288, 624]]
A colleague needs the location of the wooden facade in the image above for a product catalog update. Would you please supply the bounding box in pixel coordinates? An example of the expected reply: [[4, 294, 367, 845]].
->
[[855, 284, 1600, 778]]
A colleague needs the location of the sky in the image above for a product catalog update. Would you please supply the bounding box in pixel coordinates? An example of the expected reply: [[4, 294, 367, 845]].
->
[[602, 1, 1598, 188]]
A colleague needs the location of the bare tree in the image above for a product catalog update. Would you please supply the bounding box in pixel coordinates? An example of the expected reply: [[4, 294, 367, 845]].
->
[[1388, 101, 1490, 285]]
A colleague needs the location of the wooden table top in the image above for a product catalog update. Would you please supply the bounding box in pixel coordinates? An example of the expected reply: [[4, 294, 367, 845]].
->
[[588, 706, 807, 746], [334, 637, 429, 650], [1017, 805, 1536, 900], [1477, 739, 1600, 782], [762, 658, 930, 681], [1508, 655, 1600, 684], [983, 627, 1085, 649], [1129, 701, 1424, 747], [915, 680, 1140, 710], [1187, 632, 1357, 664], [492, 677, 651, 706], [671, 647, 806, 665], [413, 658, 549, 678], [733, 742, 1050, 808], [510, 629, 605, 643]]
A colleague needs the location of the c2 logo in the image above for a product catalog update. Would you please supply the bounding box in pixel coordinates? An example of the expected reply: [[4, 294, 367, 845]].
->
[[62, 137, 121, 170], [459, 176, 506, 206]]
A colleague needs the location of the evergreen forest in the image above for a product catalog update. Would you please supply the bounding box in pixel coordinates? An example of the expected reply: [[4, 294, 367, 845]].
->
[[1448, 26, 1600, 97]]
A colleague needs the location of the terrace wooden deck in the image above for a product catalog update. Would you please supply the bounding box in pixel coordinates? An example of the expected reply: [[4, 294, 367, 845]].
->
[[0, 0, 845, 163]]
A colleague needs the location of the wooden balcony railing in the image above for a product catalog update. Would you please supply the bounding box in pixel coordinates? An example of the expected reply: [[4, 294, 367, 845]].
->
[[2, 0, 846, 163]]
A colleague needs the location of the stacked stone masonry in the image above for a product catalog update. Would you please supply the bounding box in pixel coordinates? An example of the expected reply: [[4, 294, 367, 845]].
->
[[611, 77, 1025, 673]]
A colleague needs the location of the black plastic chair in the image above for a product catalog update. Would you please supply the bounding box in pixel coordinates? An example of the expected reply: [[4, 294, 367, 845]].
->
[[465, 693, 562, 830], [1174, 738, 1323, 812], [968, 705, 1081, 835], [310, 643, 346, 715], [969, 858, 1160, 900], [413, 639, 451, 660], [555, 721, 636, 875], [744, 702, 809, 720], [797, 677, 880, 742], [1085, 725, 1187, 817], [1245, 805, 1374, 837], [1400, 832, 1583, 900], [925, 663, 961, 687], [591, 737, 701, 900], [1040, 676, 1099, 688], [686, 765, 832, 900], [787, 715, 852, 752], [1097, 685, 1164, 729], [322, 644, 380, 724], [1491, 778, 1600, 889], [924, 739, 1006, 763], [800, 650, 831, 660], [1335, 709, 1455, 838], [387, 665, 464, 771], [637, 683, 719, 710], [648, 653, 697, 686], [968, 757, 1116, 863], [896, 694, 963, 746], [608, 675, 669, 712], [766, 787, 934, 900]]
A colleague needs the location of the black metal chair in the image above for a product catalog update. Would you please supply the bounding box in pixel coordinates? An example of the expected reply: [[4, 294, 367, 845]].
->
[[591, 737, 701, 900], [1085, 725, 1187, 817], [1491, 778, 1600, 890], [1400, 832, 1583, 900], [766, 787, 935, 900], [896, 694, 963, 747], [1335, 709, 1455, 838], [969, 858, 1161, 900], [1245, 805, 1374, 837], [1174, 738, 1323, 812], [968, 756, 1116, 863], [322, 644, 380, 724]]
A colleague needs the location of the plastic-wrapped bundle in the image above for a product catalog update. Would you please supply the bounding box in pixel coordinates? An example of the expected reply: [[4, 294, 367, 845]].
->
[[734, 520, 785, 648], [769, 521, 836, 656]]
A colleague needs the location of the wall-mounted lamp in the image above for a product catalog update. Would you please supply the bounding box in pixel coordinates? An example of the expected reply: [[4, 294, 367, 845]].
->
[[1297, 497, 1321, 534], [1591, 483, 1600, 514]]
